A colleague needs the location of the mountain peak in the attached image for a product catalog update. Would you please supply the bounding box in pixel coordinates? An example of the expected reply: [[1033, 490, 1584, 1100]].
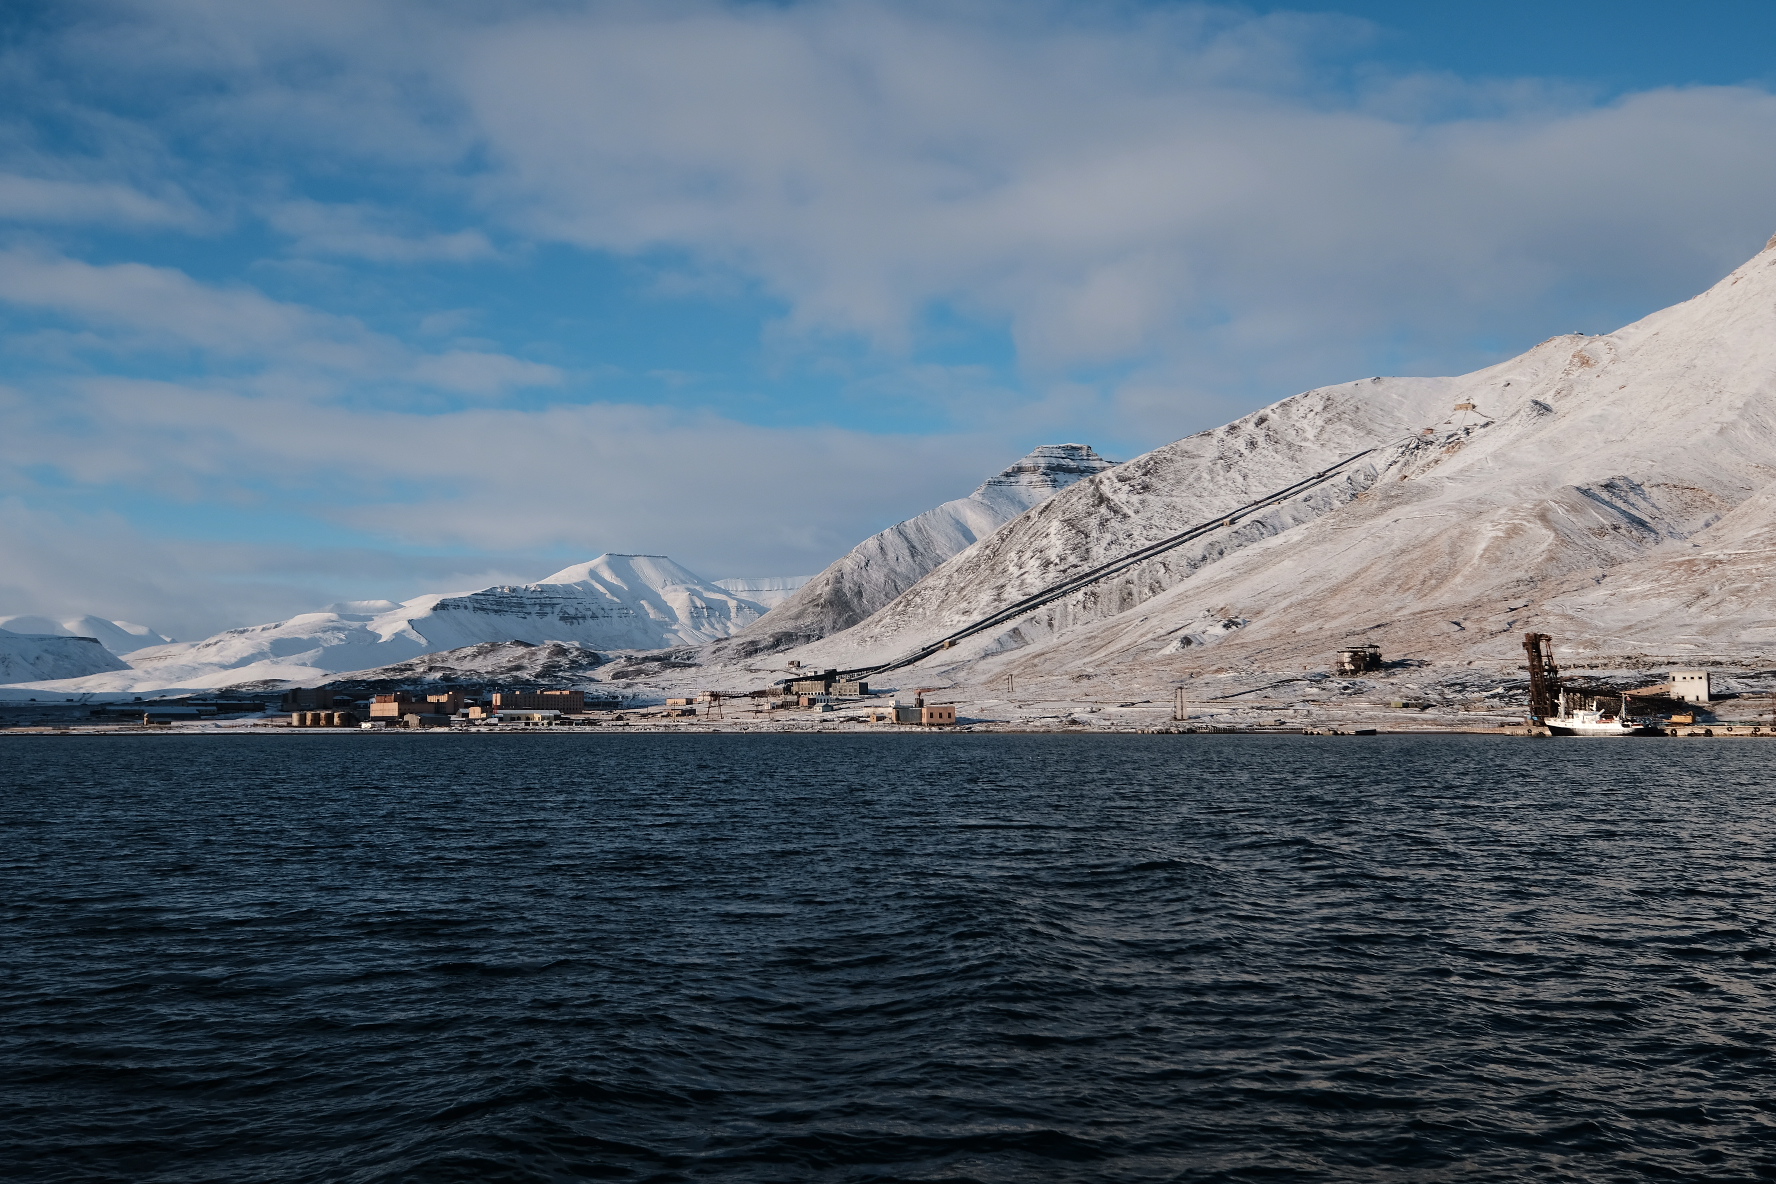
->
[[975, 443, 1114, 497]]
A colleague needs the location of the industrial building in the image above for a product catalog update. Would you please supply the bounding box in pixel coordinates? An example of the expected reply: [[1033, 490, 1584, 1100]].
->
[[1669, 670, 1711, 704], [1335, 644, 1383, 674], [492, 690, 585, 713]]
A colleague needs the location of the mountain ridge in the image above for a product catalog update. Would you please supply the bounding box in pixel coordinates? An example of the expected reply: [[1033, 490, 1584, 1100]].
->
[[715, 443, 1115, 657], [778, 240, 1776, 680]]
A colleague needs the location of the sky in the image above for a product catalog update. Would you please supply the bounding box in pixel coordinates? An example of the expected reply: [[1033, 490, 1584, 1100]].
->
[[4, 0, 1776, 640]]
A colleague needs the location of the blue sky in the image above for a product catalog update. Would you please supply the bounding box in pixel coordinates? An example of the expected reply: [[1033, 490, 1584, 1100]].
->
[[4, 0, 1776, 638]]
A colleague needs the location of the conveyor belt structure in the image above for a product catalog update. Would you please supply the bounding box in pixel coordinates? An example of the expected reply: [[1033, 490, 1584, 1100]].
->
[[834, 443, 1396, 680]]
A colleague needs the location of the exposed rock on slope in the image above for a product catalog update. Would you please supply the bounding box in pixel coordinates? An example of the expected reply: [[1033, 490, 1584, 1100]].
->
[[0, 628, 131, 683], [714, 576, 812, 610], [718, 444, 1114, 656], [21, 554, 760, 692], [318, 641, 610, 693], [790, 240, 1776, 678]]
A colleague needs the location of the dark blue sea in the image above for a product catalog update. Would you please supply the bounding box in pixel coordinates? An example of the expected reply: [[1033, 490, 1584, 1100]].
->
[[5, 733, 1776, 1182]]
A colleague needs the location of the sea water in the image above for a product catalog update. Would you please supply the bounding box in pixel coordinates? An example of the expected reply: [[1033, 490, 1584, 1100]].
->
[[4, 733, 1774, 1182]]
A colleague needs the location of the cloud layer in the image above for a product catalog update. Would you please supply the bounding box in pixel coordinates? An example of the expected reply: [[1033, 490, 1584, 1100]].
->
[[5, 1, 1776, 635]]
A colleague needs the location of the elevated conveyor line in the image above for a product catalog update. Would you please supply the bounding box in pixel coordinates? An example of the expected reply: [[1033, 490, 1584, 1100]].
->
[[836, 443, 1395, 680]]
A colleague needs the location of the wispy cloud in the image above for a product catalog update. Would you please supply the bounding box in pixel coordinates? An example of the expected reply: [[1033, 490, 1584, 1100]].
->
[[0, 249, 561, 395], [0, 172, 199, 227], [267, 199, 496, 262], [5, 1, 1776, 634]]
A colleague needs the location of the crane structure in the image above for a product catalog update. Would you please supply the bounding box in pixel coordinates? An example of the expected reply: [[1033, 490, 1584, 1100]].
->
[[1522, 632, 1561, 723]]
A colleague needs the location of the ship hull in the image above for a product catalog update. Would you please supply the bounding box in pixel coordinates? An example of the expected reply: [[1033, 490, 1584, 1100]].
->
[[1546, 720, 1664, 737]]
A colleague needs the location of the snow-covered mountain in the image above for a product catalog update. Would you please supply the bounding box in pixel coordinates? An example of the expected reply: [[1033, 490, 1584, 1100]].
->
[[786, 238, 1776, 678], [21, 554, 762, 692], [0, 615, 172, 655], [718, 444, 1114, 656], [714, 576, 813, 610], [0, 628, 131, 683]]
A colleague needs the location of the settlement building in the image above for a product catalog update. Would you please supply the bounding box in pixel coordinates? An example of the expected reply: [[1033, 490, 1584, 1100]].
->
[[1669, 670, 1711, 704], [492, 690, 584, 713]]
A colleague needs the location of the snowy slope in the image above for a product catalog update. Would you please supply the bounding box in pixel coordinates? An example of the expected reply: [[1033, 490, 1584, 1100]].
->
[[714, 576, 812, 610], [719, 444, 1114, 655], [21, 554, 762, 692], [0, 615, 172, 655], [787, 238, 1776, 679], [0, 628, 131, 683]]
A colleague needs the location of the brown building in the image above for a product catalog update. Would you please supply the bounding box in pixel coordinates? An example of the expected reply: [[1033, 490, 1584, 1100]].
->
[[368, 692, 420, 719], [281, 688, 336, 711], [887, 703, 956, 726], [492, 690, 585, 713]]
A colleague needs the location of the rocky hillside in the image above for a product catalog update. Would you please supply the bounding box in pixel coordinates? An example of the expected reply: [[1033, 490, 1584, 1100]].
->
[[717, 443, 1114, 656], [786, 238, 1776, 679]]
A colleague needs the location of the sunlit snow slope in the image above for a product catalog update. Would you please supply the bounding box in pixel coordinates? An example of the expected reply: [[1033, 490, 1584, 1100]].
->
[[790, 238, 1776, 677], [26, 554, 762, 692], [718, 444, 1114, 656], [0, 628, 131, 683], [0, 615, 172, 655]]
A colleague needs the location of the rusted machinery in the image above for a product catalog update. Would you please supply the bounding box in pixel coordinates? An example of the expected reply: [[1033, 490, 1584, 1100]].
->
[[1522, 632, 1560, 724]]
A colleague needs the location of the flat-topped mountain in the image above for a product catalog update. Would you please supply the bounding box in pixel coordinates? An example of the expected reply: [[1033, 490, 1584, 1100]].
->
[[0, 615, 172, 655], [0, 628, 131, 683]]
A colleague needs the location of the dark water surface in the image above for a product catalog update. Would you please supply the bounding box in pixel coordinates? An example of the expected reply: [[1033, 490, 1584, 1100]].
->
[[5, 733, 1776, 1182]]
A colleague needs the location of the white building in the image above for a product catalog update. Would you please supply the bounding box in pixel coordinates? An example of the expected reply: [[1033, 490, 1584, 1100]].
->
[[1669, 670, 1711, 704]]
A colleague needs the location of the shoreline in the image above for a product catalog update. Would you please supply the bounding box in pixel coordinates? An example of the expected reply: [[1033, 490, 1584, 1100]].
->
[[2, 722, 1760, 738]]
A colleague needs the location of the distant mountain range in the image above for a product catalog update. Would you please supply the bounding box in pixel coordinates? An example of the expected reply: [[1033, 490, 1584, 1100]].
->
[[6, 554, 761, 692], [1, 445, 1111, 693], [16, 234, 1776, 700]]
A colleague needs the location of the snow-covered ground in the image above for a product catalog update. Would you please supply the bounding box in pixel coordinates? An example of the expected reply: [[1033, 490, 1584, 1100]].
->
[[0, 628, 132, 683]]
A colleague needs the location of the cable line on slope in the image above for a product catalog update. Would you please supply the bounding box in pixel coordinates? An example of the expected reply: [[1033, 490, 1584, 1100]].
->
[[834, 442, 1400, 680]]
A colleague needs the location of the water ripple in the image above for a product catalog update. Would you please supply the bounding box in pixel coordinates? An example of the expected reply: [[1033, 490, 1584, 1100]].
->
[[4, 733, 1776, 1181]]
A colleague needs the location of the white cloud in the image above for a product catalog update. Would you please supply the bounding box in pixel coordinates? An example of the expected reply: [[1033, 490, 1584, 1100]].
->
[[19, 375, 999, 550], [0, 496, 544, 640], [429, 3, 1776, 381], [267, 199, 497, 262], [9, 1, 1776, 630], [0, 173, 198, 226], [407, 350, 563, 396], [0, 249, 387, 362], [0, 249, 559, 395], [32, 2, 1766, 403]]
